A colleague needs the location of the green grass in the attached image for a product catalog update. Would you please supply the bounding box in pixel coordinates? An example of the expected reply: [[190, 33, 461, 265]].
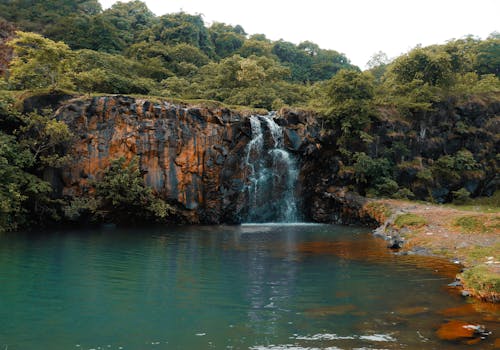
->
[[453, 215, 487, 233], [461, 243, 500, 264], [394, 213, 427, 228], [460, 265, 500, 300]]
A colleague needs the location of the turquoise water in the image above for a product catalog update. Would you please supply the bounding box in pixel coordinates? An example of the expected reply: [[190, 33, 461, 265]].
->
[[0, 224, 498, 349]]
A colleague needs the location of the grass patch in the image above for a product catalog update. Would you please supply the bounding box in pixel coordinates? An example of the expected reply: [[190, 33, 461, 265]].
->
[[394, 213, 427, 229], [453, 215, 487, 233], [363, 202, 392, 223], [460, 265, 500, 302], [460, 243, 500, 264]]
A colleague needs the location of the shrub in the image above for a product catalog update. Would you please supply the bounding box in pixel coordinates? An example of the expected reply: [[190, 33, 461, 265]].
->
[[392, 187, 415, 199], [452, 187, 471, 204], [374, 177, 399, 197], [65, 157, 175, 225]]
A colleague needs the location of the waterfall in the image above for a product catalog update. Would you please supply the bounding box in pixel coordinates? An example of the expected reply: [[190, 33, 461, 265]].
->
[[244, 114, 300, 223]]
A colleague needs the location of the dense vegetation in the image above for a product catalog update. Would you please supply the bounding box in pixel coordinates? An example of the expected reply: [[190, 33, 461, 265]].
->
[[0, 0, 499, 231]]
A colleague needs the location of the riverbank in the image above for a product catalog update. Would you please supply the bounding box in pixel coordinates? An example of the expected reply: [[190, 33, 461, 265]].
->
[[364, 199, 500, 303]]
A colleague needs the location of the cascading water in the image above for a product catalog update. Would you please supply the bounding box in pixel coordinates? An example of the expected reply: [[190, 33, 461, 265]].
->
[[244, 114, 300, 223]]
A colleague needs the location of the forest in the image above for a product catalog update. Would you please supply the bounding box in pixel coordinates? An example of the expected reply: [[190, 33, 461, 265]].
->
[[0, 0, 499, 231]]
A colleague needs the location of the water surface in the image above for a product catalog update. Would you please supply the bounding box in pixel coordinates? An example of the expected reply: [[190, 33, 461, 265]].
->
[[0, 224, 498, 349]]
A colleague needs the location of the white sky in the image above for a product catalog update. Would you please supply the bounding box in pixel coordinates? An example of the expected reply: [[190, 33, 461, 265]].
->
[[99, 0, 499, 69]]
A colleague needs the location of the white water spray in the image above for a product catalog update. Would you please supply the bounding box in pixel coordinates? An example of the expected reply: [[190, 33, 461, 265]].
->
[[244, 114, 299, 223]]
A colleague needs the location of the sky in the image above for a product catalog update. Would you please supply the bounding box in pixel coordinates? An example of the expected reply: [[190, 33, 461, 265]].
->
[[99, 0, 499, 69]]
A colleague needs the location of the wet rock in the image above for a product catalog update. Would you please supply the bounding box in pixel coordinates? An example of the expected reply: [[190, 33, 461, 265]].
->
[[447, 279, 463, 288], [462, 290, 472, 297], [436, 320, 490, 342], [387, 236, 404, 250]]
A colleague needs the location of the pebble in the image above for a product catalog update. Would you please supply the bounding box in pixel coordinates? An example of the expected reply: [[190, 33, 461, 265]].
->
[[461, 290, 472, 297], [448, 280, 463, 287]]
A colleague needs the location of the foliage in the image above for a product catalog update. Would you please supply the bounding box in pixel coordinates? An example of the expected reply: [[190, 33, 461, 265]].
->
[[0, 132, 37, 232], [0, 93, 71, 232], [392, 188, 415, 200], [0, 0, 102, 34], [8, 31, 75, 90], [86, 157, 175, 224], [324, 70, 375, 135], [209, 22, 246, 58], [431, 149, 479, 187], [452, 188, 471, 204], [366, 51, 390, 82], [353, 152, 391, 184], [71, 49, 163, 94], [189, 54, 293, 109], [144, 12, 215, 57], [388, 47, 453, 87], [17, 111, 72, 167]]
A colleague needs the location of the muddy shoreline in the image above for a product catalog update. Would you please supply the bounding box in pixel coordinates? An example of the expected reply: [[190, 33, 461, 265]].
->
[[367, 199, 499, 303]]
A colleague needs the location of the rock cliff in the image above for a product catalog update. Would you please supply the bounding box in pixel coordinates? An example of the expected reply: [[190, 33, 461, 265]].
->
[[49, 94, 498, 225], [55, 96, 319, 224]]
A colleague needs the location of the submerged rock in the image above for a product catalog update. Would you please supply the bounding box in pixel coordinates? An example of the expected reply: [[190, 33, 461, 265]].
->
[[436, 320, 490, 342]]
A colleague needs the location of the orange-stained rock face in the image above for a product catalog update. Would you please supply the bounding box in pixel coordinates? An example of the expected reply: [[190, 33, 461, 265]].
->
[[55, 96, 319, 224]]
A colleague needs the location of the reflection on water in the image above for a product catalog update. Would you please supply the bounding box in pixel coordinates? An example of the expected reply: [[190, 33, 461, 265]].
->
[[0, 224, 498, 350]]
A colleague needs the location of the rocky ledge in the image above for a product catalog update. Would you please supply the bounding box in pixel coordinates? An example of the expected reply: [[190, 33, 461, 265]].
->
[[52, 96, 319, 224]]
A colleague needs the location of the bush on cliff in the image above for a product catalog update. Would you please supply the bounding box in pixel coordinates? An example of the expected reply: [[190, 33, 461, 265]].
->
[[65, 157, 175, 225]]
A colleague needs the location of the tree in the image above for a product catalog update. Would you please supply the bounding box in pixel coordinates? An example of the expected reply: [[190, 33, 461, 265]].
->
[[474, 33, 500, 77], [388, 47, 453, 87], [209, 22, 246, 58], [310, 49, 355, 81], [272, 39, 312, 82], [72, 49, 164, 94], [238, 39, 273, 58], [366, 51, 390, 82], [0, 132, 38, 232], [0, 0, 102, 34], [0, 92, 70, 232], [325, 70, 375, 147], [100, 0, 156, 47], [8, 31, 75, 90], [91, 157, 174, 224], [146, 12, 215, 57], [16, 110, 73, 168], [194, 54, 290, 108]]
